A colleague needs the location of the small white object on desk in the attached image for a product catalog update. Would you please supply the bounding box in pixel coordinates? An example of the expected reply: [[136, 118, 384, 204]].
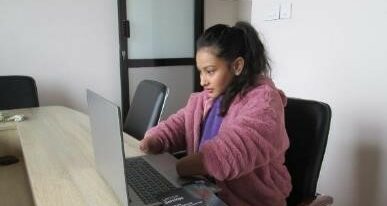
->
[[8, 114, 25, 122], [0, 113, 25, 123]]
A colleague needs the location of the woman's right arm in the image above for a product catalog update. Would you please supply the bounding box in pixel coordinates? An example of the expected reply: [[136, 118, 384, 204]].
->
[[140, 105, 187, 154]]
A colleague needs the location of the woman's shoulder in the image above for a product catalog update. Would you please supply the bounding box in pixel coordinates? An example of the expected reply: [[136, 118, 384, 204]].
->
[[239, 77, 287, 106], [185, 91, 211, 106], [188, 91, 208, 101], [246, 77, 277, 96]]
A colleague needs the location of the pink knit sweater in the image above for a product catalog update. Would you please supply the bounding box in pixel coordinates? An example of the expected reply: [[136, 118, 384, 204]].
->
[[145, 78, 292, 206]]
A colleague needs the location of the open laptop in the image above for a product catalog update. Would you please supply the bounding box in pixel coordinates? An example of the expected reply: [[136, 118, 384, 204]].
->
[[86, 89, 184, 206]]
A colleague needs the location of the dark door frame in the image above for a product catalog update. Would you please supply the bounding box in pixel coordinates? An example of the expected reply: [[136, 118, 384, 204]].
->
[[116, 0, 204, 119]]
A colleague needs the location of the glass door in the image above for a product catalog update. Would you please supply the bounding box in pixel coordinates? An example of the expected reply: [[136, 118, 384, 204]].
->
[[118, 0, 203, 119]]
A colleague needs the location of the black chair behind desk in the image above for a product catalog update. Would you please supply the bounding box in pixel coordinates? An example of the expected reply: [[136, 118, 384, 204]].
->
[[172, 97, 334, 205], [0, 76, 39, 110], [0, 75, 39, 166], [284, 98, 333, 206], [123, 80, 168, 140]]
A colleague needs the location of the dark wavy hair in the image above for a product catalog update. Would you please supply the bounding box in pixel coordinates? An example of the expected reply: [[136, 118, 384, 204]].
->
[[196, 21, 271, 116]]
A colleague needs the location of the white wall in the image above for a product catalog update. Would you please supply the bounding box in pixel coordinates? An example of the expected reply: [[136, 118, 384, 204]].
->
[[205, 0, 238, 28], [204, 0, 252, 28], [0, 0, 121, 113], [205, 0, 251, 29], [252, 1, 387, 205], [238, 0, 252, 22]]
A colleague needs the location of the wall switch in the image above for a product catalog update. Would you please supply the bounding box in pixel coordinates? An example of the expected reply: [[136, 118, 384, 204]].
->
[[264, 3, 280, 21], [280, 2, 292, 19]]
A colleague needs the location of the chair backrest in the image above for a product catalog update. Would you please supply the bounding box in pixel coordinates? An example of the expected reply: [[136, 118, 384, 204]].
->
[[0, 75, 39, 110], [123, 80, 168, 140], [284, 98, 332, 206]]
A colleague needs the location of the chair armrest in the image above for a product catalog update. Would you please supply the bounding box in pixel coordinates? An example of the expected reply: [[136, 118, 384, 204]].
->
[[297, 194, 333, 206]]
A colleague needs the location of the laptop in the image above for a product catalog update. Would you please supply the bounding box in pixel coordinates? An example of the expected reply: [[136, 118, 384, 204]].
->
[[86, 89, 184, 206]]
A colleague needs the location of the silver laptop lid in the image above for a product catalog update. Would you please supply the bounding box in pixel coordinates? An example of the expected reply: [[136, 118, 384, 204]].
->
[[87, 89, 129, 206]]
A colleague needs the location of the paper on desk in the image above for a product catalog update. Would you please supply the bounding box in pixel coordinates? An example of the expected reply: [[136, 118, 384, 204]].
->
[[183, 182, 227, 206]]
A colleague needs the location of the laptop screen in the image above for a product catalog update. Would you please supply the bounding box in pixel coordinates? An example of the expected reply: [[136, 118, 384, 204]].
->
[[87, 89, 129, 206]]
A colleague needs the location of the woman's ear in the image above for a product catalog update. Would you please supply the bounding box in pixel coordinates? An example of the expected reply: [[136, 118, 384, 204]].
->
[[233, 57, 245, 76]]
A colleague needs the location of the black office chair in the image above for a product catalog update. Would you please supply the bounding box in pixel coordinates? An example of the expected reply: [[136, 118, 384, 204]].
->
[[123, 80, 168, 140], [284, 98, 333, 206], [0, 75, 39, 166], [0, 75, 39, 110]]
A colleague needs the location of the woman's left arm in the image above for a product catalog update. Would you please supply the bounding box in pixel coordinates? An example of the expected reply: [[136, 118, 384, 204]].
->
[[200, 88, 288, 181]]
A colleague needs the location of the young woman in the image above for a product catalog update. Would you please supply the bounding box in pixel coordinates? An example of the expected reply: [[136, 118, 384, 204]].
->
[[140, 22, 292, 206]]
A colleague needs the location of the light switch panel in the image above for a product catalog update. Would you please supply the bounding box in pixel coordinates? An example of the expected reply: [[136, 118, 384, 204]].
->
[[264, 3, 280, 21], [280, 2, 292, 19]]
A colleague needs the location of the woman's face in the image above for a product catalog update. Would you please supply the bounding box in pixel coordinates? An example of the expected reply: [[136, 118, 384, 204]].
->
[[196, 48, 235, 98]]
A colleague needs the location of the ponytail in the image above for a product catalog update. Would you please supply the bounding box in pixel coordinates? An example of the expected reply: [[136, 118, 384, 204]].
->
[[234, 21, 271, 79]]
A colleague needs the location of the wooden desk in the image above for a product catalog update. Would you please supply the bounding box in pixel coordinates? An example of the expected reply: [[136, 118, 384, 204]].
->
[[0, 106, 142, 206]]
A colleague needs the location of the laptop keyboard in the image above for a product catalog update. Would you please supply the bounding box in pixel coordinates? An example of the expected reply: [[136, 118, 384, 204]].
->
[[124, 157, 176, 204]]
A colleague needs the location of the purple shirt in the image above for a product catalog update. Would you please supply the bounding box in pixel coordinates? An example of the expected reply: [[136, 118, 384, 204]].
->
[[199, 96, 223, 149]]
